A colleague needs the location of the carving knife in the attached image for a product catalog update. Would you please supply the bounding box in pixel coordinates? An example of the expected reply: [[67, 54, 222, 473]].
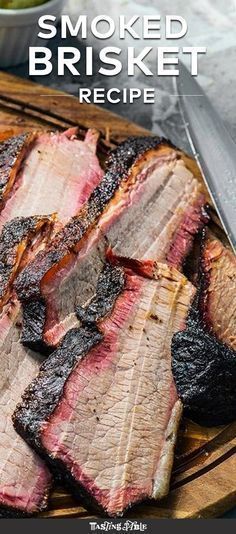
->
[[175, 62, 236, 253]]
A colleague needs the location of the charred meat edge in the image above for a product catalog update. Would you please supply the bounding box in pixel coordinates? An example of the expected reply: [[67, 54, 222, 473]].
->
[[172, 303, 236, 426], [15, 136, 204, 353], [172, 231, 236, 426], [15, 136, 171, 351], [0, 132, 36, 206], [13, 259, 191, 516], [0, 215, 55, 310]]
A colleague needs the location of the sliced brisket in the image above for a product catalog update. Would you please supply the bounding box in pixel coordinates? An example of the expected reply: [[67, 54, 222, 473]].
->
[[15, 137, 207, 351], [14, 259, 195, 516], [200, 237, 236, 350], [0, 128, 104, 515], [172, 234, 236, 426], [0, 212, 58, 516], [0, 301, 52, 515], [0, 128, 103, 232]]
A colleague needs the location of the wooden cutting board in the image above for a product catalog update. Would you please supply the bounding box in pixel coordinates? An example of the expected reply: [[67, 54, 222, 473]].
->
[[0, 71, 235, 520]]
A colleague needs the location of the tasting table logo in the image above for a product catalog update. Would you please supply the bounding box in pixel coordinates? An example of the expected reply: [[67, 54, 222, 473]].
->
[[89, 521, 147, 532]]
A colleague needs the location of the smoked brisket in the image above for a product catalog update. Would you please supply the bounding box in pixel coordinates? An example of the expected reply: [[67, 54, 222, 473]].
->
[[0, 213, 56, 515], [200, 236, 236, 350], [15, 136, 208, 352], [0, 127, 103, 515], [14, 258, 195, 516], [172, 235, 236, 426], [0, 301, 52, 516], [0, 128, 103, 233]]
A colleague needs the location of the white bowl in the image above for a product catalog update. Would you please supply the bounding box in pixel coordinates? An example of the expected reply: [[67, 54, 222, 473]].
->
[[0, 0, 65, 67]]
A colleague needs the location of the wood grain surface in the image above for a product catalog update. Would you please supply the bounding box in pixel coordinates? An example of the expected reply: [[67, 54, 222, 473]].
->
[[0, 71, 235, 519]]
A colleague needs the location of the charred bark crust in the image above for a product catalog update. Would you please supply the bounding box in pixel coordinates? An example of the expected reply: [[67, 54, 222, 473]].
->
[[15, 136, 167, 353], [0, 215, 53, 304], [172, 231, 236, 426], [172, 307, 236, 426], [0, 132, 34, 200], [13, 325, 103, 449], [76, 262, 125, 324]]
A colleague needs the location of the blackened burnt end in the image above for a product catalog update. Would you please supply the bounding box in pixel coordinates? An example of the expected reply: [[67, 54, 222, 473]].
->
[[172, 308, 236, 426], [77, 262, 125, 324], [13, 325, 103, 450]]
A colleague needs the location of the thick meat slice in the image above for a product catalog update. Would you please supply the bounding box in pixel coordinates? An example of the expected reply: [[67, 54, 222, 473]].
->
[[16, 137, 207, 351], [0, 133, 34, 210], [0, 213, 56, 515], [14, 259, 195, 517], [0, 301, 51, 515], [0, 215, 54, 310], [172, 234, 236, 426], [0, 129, 103, 515], [0, 128, 103, 232], [200, 237, 236, 350], [0, 127, 102, 314]]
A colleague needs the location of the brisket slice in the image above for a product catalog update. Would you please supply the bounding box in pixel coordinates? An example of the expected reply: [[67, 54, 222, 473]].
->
[[0, 127, 102, 312], [0, 301, 52, 515], [0, 214, 57, 516], [0, 127, 102, 514], [0, 133, 35, 210], [199, 236, 236, 351], [14, 259, 195, 517], [172, 234, 236, 426], [0, 128, 103, 232], [0, 129, 103, 515], [0, 215, 55, 310], [15, 136, 208, 351]]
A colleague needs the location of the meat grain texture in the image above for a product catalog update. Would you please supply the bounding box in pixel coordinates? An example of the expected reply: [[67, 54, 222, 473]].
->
[[0, 302, 52, 515], [0, 128, 103, 231], [200, 237, 236, 350], [16, 136, 207, 351], [14, 259, 196, 517], [0, 129, 104, 515]]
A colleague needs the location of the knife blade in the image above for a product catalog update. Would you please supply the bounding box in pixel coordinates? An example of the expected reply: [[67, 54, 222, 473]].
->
[[175, 62, 236, 253]]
